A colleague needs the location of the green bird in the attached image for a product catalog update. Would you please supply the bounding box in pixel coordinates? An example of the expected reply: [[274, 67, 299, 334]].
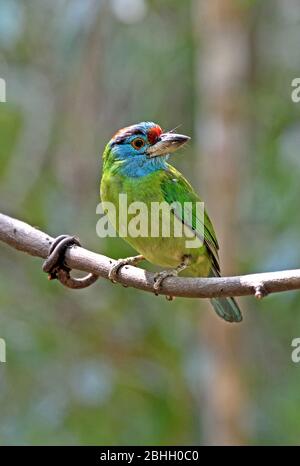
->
[[100, 122, 242, 323]]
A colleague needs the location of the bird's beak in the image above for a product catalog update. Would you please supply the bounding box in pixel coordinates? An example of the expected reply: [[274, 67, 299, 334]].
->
[[146, 132, 190, 158]]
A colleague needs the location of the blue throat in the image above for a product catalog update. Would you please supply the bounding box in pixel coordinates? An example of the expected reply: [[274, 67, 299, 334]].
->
[[117, 155, 168, 178]]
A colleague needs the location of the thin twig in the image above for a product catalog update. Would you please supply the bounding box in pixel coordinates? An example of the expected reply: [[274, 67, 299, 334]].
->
[[1, 212, 300, 299]]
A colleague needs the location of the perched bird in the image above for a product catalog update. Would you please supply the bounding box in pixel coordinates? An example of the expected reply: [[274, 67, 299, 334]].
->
[[100, 122, 242, 323]]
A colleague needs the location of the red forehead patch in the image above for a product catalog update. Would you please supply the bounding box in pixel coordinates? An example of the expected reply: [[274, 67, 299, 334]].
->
[[147, 125, 162, 145]]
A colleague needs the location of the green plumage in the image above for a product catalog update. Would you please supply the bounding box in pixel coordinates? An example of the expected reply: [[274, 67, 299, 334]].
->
[[101, 123, 242, 323]]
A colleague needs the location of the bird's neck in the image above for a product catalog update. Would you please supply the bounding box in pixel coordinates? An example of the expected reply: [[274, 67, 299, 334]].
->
[[105, 154, 169, 178]]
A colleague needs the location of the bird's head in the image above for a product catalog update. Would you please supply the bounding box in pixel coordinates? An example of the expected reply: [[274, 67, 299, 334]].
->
[[103, 121, 190, 177]]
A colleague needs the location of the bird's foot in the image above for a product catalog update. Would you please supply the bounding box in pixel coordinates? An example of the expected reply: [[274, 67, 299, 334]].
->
[[108, 255, 144, 283], [153, 256, 191, 300], [153, 269, 179, 294], [154, 269, 177, 301]]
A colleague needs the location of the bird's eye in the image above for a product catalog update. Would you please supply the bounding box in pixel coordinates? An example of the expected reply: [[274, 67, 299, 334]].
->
[[131, 138, 145, 150]]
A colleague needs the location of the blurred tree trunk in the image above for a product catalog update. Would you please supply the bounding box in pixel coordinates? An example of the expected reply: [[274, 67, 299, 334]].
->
[[193, 0, 250, 445]]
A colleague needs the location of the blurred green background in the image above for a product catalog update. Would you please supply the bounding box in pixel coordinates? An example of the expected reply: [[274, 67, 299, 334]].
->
[[1, 0, 300, 445]]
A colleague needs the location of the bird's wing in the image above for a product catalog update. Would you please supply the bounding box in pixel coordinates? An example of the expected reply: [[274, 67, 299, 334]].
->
[[161, 165, 220, 274]]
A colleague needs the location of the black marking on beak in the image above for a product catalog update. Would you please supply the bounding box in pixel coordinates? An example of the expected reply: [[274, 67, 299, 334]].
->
[[146, 132, 191, 158]]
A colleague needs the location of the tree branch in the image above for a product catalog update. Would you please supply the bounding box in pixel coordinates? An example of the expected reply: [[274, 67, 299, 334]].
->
[[1, 212, 300, 299]]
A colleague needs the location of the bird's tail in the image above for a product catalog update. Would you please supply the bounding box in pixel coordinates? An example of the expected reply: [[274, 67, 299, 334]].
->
[[210, 296, 242, 323], [209, 268, 243, 323]]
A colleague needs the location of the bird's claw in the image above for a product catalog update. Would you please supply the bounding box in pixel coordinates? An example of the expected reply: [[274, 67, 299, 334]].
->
[[108, 259, 130, 283], [108, 255, 144, 283], [153, 269, 179, 295], [153, 257, 190, 300]]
